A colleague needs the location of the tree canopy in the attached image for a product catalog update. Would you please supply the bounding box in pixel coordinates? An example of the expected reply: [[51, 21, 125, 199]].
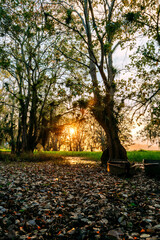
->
[[125, 0, 160, 146]]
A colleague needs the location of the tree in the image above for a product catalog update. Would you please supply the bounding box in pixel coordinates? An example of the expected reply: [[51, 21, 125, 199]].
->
[[0, 104, 10, 147], [0, 0, 68, 153], [0, 72, 17, 152], [42, 0, 133, 162], [125, 0, 160, 145]]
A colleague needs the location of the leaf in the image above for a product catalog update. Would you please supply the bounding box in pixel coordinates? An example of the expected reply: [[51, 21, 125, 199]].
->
[[19, 209, 25, 212]]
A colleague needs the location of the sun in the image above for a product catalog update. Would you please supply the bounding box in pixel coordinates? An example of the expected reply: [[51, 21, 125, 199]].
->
[[69, 127, 75, 135]]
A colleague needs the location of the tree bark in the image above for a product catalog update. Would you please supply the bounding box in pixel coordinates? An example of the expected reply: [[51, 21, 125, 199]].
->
[[81, 0, 128, 162], [10, 107, 15, 154], [16, 115, 22, 153], [93, 102, 128, 161], [27, 87, 38, 152], [89, 54, 128, 162], [21, 105, 28, 153]]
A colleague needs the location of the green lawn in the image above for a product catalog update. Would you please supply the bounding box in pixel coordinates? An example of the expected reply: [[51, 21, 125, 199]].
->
[[0, 148, 11, 152], [44, 150, 160, 162], [127, 150, 160, 163], [1, 149, 160, 163], [44, 151, 102, 161]]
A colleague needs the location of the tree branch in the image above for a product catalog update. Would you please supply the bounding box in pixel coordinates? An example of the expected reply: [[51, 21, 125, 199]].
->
[[112, 38, 131, 53], [108, 0, 116, 21], [54, 45, 90, 69], [41, 1, 88, 46], [0, 101, 19, 109], [88, 0, 104, 68]]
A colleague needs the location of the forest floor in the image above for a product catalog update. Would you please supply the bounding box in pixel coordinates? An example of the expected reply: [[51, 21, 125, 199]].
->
[[0, 157, 160, 240]]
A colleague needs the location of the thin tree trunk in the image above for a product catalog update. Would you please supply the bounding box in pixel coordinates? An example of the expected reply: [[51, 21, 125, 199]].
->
[[10, 106, 15, 154], [53, 137, 58, 151], [16, 116, 22, 153], [21, 107, 28, 152], [27, 87, 37, 152]]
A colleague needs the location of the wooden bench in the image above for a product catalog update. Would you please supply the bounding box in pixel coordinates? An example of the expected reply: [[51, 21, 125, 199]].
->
[[107, 160, 132, 176], [143, 159, 160, 176]]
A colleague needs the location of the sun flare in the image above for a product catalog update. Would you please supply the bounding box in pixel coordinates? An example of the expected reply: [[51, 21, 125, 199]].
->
[[69, 127, 75, 135]]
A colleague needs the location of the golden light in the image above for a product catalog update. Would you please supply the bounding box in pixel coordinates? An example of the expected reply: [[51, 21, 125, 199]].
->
[[69, 127, 75, 135], [107, 163, 110, 172]]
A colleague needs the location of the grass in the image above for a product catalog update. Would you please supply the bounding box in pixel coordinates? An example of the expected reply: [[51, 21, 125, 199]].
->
[[41, 150, 160, 163], [43, 151, 102, 161], [127, 150, 160, 163], [0, 152, 63, 163], [0, 148, 11, 152], [0, 150, 160, 163]]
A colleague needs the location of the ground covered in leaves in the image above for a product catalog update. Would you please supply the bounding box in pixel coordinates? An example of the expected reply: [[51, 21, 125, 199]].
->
[[0, 157, 160, 240]]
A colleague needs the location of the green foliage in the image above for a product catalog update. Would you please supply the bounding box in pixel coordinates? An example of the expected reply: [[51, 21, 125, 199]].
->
[[0, 54, 10, 68], [66, 79, 73, 87], [12, 24, 22, 33], [103, 43, 111, 54], [0, 7, 12, 29], [140, 104, 160, 146], [65, 9, 72, 24], [0, 109, 13, 146], [0, 0, 78, 153], [77, 99, 88, 109], [23, 11, 32, 20], [44, 18, 55, 34], [129, 38, 160, 143], [105, 21, 122, 39], [124, 12, 141, 22]]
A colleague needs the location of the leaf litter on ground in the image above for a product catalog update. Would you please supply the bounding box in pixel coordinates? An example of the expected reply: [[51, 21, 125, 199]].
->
[[0, 157, 160, 240]]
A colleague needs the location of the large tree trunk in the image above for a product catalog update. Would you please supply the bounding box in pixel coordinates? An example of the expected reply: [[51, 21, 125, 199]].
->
[[82, 0, 128, 163], [53, 136, 58, 151], [93, 100, 128, 162], [89, 59, 128, 162], [20, 98, 33, 153]]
